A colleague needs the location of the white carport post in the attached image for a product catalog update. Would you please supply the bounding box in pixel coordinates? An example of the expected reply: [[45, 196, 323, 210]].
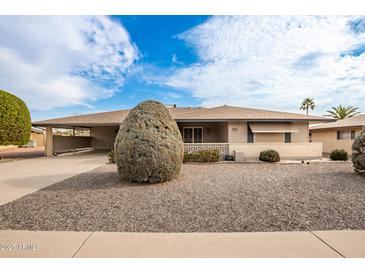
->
[[45, 126, 54, 157]]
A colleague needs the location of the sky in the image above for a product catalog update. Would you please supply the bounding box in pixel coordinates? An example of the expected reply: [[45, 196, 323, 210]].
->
[[0, 15, 365, 121]]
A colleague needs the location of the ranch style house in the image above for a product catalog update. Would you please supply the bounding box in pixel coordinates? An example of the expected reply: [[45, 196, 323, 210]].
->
[[33, 105, 334, 160]]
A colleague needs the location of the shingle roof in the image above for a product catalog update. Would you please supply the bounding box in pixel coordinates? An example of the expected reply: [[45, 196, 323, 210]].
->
[[173, 105, 333, 121], [310, 114, 365, 130], [33, 105, 334, 127]]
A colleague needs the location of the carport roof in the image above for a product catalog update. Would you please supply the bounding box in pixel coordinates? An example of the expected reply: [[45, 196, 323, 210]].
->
[[33, 105, 334, 127]]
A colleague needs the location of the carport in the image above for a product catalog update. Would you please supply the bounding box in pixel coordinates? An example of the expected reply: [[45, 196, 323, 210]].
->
[[32, 110, 129, 156], [39, 126, 119, 157]]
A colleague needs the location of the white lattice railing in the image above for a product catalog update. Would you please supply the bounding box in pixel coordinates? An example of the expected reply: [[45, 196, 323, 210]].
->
[[184, 143, 229, 159]]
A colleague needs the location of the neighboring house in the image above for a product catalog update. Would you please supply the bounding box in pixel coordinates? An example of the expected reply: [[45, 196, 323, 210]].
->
[[33, 105, 333, 160], [28, 127, 46, 147], [310, 114, 365, 155]]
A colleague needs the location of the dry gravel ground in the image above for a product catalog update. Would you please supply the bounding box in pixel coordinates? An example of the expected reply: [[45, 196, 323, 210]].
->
[[0, 162, 364, 232]]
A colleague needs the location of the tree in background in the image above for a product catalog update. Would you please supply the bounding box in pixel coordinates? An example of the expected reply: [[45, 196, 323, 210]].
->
[[0, 89, 31, 146], [325, 105, 360, 120], [300, 97, 315, 115]]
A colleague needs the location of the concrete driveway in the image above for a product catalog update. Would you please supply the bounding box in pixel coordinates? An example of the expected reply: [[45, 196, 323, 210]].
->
[[0, 151, 107, 205]]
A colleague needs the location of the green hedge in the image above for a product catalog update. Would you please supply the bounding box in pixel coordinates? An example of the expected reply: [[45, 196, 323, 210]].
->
[[259, 149, 280, 162], [0, 90, 31, 146], [330, 149, 348, 161], [184, 149, 220, 163]]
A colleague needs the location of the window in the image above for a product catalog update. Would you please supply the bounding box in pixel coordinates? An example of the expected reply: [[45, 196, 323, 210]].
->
[[351, 130, 356, 140], [337, 130, 353, 140], [247, 126, 254, 143], [183, 127, 203, 143], [284, 132, 291, 143]]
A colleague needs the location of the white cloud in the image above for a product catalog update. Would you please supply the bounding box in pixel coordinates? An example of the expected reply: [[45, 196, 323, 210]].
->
[[0, 16, 138, 110], [163, 16, 365, 114]]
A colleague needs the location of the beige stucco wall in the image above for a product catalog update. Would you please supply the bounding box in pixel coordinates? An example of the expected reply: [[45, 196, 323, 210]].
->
[[230, 142, 322, 160], [90, 126, 119, 150], [228, 122, 247, 143], [291, 122, 309, 142], [30, 132, 45, 146], [178, 121, 309, 144], [0, 145, 17, 151], [311, 126, 363, 155]]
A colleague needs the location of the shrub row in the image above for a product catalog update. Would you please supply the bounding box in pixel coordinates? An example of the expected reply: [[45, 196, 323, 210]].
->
[[184, 149, 220, 163]]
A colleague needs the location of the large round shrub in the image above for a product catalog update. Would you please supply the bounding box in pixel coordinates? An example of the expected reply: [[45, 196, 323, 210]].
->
[[114, 100, 184, 183], [330, 149, 348, 161], [352, 131, 365, 172], [0, 89, 31, 146], [259, 149, 280, 162]]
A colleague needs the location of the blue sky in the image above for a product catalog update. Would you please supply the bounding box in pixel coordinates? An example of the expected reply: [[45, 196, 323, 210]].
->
[[0, 16, 365, 121]]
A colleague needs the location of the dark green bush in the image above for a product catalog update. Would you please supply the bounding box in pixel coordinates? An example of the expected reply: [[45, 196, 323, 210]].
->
[[0, 89, 31, 146], [184, 149, 220, 163], [108, 150, 115, 163], [259, 149, 280, 162], [330, 149, 348, 161], [352, 131, 365, 172]]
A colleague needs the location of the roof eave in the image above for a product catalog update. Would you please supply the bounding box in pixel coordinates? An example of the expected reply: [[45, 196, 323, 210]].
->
[[32, 122, 121, 127], [310, 124, 365, 131], [176, 118, 334, 122]]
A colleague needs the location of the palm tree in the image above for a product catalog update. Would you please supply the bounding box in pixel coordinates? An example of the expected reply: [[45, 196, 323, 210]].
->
[[325, 105, 360, 120], [300, 97, 315, 115]]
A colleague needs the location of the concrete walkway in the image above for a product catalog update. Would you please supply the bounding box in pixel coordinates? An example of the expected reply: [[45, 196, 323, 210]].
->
[[0, 230, 363, 258], [0, 151, 107, 205]]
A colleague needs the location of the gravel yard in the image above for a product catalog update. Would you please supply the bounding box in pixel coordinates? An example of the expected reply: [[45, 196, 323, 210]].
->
[[0, 162, 364, 232]]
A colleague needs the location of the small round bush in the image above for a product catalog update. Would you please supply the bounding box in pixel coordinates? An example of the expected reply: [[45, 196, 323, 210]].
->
[[352, 131, 365, 172], [259, 149, 280, 162], [330, 149, 348, 161], [0, 89, 31, 146]]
